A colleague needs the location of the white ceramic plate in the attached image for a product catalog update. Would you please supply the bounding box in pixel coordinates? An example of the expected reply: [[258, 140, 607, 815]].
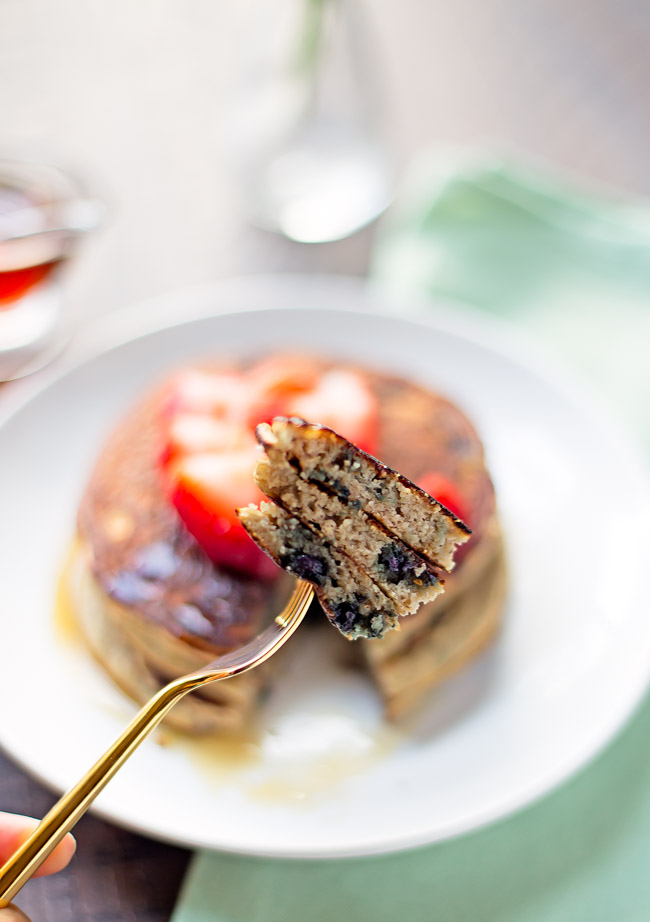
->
[[0, 275, 649, 859]]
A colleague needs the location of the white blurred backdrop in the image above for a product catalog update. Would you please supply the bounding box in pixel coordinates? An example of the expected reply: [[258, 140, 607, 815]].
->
[[1, 0, 649, 319]]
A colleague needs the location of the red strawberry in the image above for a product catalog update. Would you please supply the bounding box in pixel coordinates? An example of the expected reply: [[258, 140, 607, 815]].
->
[[160, 362, 380, 578], [287, 369, 379, 455], [167, 449, 278, 580], [167, 413, 252, 457], [417, 471, 469, 525], [245, 356, 319, 428]]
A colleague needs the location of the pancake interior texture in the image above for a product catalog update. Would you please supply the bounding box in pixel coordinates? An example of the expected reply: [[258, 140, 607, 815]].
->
[[238, 502, 402, 639], [256, 417, 471, 570], [238, 418, 465, 639], [253, 453, 446, 616]]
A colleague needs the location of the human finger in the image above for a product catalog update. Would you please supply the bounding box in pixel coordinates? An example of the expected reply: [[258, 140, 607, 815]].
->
[[0, 903, 31, 921], [0, 812, 76, 877]]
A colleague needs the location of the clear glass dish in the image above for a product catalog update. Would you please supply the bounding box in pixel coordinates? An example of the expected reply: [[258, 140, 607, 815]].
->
[[0, 150, 105, 381]]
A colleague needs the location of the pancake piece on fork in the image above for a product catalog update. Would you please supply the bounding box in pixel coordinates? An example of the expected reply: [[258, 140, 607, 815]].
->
[[238, 417, 470, 638]]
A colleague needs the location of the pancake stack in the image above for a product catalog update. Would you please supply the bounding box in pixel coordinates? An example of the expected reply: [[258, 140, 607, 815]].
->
[[76, 359, 504, 730], [75, 386, 292, 734]]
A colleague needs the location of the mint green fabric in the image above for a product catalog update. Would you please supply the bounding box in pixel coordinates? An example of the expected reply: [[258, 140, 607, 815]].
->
[[371, 151, 650, 453], [173, 153, 650, 922], [175, 697, 650, 922]]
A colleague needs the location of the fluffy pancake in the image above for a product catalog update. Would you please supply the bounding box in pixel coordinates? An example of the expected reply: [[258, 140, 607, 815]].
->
[[75, 357, 502, 730]]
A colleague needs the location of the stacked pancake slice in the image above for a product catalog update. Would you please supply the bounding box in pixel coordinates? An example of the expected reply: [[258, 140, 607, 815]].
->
[[362, 517, 505, 717], [239, 418, 471, 639]]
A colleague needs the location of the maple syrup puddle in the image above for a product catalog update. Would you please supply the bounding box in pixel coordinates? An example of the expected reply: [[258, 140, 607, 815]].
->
[[54, 545, 399, 804], [53, 541, 84, 645], [158, 716, 398, 804]]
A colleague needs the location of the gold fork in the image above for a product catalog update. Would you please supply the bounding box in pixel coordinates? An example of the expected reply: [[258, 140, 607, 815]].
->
[[0, 579, 314, 908]]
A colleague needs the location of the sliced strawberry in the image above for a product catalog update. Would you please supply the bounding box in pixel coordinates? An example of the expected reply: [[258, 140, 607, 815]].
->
[[170, 369, 251, 419], [286, 370, 379, 455], [248, 355, 320, 396], [160, 371, 276, 577], [168, 450, 278, 580], [167, 414, 255, 457], [160, 361, 379, 578], [417, 471, 469, 524], [245, 356, 319, 429]]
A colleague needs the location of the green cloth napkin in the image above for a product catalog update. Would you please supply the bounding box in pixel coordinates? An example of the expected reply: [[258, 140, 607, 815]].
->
[[176, 697, 650, 922], [371, 150, 650, 454], [173, 153, 650, 922]]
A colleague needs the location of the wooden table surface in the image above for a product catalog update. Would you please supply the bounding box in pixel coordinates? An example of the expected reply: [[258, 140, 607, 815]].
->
[[2, 1, 650, 918]]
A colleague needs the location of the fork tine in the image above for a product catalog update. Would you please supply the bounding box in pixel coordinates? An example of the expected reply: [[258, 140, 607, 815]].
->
[[193, 580, 314, 680]]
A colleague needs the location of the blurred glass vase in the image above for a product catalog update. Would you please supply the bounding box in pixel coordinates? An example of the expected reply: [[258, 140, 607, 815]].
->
[[0, 153, 103, 381], [226, 0, 392, 243]]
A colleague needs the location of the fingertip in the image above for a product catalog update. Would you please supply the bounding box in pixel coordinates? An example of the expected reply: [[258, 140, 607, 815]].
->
[[32, 832, 76, 877], [0, 904, 32, 921], [0, 813, 76, 879]]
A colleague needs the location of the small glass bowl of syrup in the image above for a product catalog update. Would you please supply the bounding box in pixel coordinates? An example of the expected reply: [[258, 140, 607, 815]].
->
[[0, 153, 104, 381]]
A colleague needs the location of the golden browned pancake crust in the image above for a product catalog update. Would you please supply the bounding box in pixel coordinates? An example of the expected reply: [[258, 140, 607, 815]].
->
[[77, 386, 273, 654]]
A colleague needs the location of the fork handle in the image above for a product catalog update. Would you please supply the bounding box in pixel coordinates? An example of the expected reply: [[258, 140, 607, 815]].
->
[[0, 673, 207, 907]]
